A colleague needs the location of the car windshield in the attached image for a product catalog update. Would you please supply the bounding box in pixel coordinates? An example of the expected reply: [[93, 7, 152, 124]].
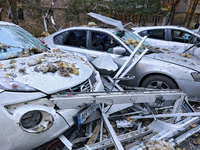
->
[[114, 30, 150, 53], [0, 25, 46, 60]]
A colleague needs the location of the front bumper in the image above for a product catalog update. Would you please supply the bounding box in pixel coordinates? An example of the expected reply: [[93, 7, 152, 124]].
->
[[177, 79, 200, 101], [0, 91, 80, 150]]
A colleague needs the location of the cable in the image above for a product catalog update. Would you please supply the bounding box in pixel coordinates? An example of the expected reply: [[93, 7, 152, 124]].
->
[[56, 112, 71, 127], [46, 139, 59, 150], [50, 142, 62, 150]]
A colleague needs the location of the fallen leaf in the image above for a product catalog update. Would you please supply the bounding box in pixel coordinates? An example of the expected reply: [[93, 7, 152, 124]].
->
[[190, 124, 196, 128]]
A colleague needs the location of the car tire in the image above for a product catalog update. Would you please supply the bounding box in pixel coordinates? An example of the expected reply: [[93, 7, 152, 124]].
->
[[141, 75, 178, 89]]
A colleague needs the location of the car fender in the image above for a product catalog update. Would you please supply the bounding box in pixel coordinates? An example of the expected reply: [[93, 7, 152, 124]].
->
[[133, 57, 196, 87]]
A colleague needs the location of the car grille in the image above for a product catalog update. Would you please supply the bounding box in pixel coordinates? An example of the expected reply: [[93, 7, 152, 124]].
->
[[58, 72, 96, 94]]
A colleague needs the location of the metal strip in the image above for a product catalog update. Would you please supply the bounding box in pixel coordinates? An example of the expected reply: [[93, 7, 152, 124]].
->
[[76, 130, 152, 150], [50, 90, 185, 109], [114, 48, 149, 86], [175, 124, 200, 144], [130, 112, 200, 119], [113, 36, 147, 80], [101, 112, 124, 150], [150, 117, 200, 141], [58, 134, 72, 150]]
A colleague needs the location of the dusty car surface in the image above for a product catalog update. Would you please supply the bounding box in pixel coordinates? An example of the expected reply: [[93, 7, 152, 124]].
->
[[0, 21, 104, 150], [44, 13, 200, 101], [132, 26, 200, 58]]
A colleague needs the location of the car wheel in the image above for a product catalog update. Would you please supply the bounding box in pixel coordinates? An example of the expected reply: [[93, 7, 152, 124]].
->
[[141, 75, 178, 89]]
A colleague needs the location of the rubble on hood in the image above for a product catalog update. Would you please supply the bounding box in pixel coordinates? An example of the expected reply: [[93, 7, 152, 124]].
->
[[180, 53, 192, 58], [0, 46, 81, 79]]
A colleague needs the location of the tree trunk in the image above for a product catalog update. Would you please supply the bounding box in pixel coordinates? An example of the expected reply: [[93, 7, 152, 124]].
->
[[166, 0, 181, 25], [7, 0, 18, 24], [170, 6, 176, 24], [182, 1, 192, 27], [182, 12, 189, 26], [142, 18, 146, 26], [186, 0, 200, 28], [139, 14, 142, 27], [154, 15, 158, 26]]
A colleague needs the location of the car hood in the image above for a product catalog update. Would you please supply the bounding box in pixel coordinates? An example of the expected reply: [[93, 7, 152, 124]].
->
[[146, 51, 200, 72], [87, 12, 124, 31], [0, 50, 93, 94]]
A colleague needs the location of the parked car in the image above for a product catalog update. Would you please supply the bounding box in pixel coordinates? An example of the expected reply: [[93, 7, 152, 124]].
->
[[44, 13, 200, 101], [0, 21, 104, 150], [132, 26, 200, 58]]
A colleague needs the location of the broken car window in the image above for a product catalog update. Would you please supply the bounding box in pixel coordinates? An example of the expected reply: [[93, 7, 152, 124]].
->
[[138, 29, 165, 40], [0, 25, 45, 60], [115, 30, 150, 54], [63, 30, 86, 48], [53, 31, 69, 45], [147, 29, 165, 40], [91, 31, 120, 53], [171, 30, 195, 44]]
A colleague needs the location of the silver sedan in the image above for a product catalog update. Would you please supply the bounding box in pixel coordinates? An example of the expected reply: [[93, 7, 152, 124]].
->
[[44, 27, 200, 101]]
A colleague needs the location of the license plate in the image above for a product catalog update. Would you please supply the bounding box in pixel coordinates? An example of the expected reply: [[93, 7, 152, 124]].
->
[[77, 103, 100, 125]]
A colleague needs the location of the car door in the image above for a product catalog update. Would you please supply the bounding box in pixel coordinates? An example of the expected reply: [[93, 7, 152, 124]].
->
[[168, 29, 195, 53], [137, 29, 169, 50], [52, 29, 137, 86], [52, 29, 126, 62], [87, 31, 124, 60]]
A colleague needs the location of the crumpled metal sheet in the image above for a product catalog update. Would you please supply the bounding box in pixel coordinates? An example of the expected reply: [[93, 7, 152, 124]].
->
[[87, 12, 124, 31], [92, 53, 118, 75]]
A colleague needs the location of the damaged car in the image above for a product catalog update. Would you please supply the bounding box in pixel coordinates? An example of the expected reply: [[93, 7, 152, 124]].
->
[[0, 21, 104, 150], [132, 26, 200, 58], [44, 13, 200, 101]]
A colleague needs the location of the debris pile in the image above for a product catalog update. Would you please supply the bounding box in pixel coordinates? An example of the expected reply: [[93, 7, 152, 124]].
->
[[0, 47, 82, 79], [35, 90, 200, 150], [34, 31, 200, 150]]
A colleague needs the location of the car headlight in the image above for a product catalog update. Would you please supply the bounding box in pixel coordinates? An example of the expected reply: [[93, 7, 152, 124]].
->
[[21, 110, 42, 129], [191, 72, 200, 82], [19, 110, 54, 133], [0, 76, 37, 92]]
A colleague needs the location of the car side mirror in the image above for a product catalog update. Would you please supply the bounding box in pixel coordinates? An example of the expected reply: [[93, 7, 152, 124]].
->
[[196, 42, 200, 47], [113, 46, 126, 55], [194, 38, 200, 47]]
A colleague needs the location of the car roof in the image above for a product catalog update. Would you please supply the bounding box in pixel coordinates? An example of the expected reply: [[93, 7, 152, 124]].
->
[[133, 26, 192, 32], [0, 21, 17, 26], [50, 26, 119, 36], [132, 25, 199, 37]]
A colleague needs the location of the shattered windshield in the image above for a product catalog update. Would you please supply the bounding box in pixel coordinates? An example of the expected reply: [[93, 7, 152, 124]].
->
[[115, 30, 150, 54], [0, 25, 45, 60]]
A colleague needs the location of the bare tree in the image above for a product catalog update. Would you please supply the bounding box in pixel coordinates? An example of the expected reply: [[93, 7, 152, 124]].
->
[[166, 0, 181, 25], [186, 0, 200, 28]]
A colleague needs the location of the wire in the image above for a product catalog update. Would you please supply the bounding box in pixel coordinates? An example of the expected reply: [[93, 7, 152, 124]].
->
[[50, 142, 62, 150], [56, 112, 71, 127], [46, 139, 60, 150]]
